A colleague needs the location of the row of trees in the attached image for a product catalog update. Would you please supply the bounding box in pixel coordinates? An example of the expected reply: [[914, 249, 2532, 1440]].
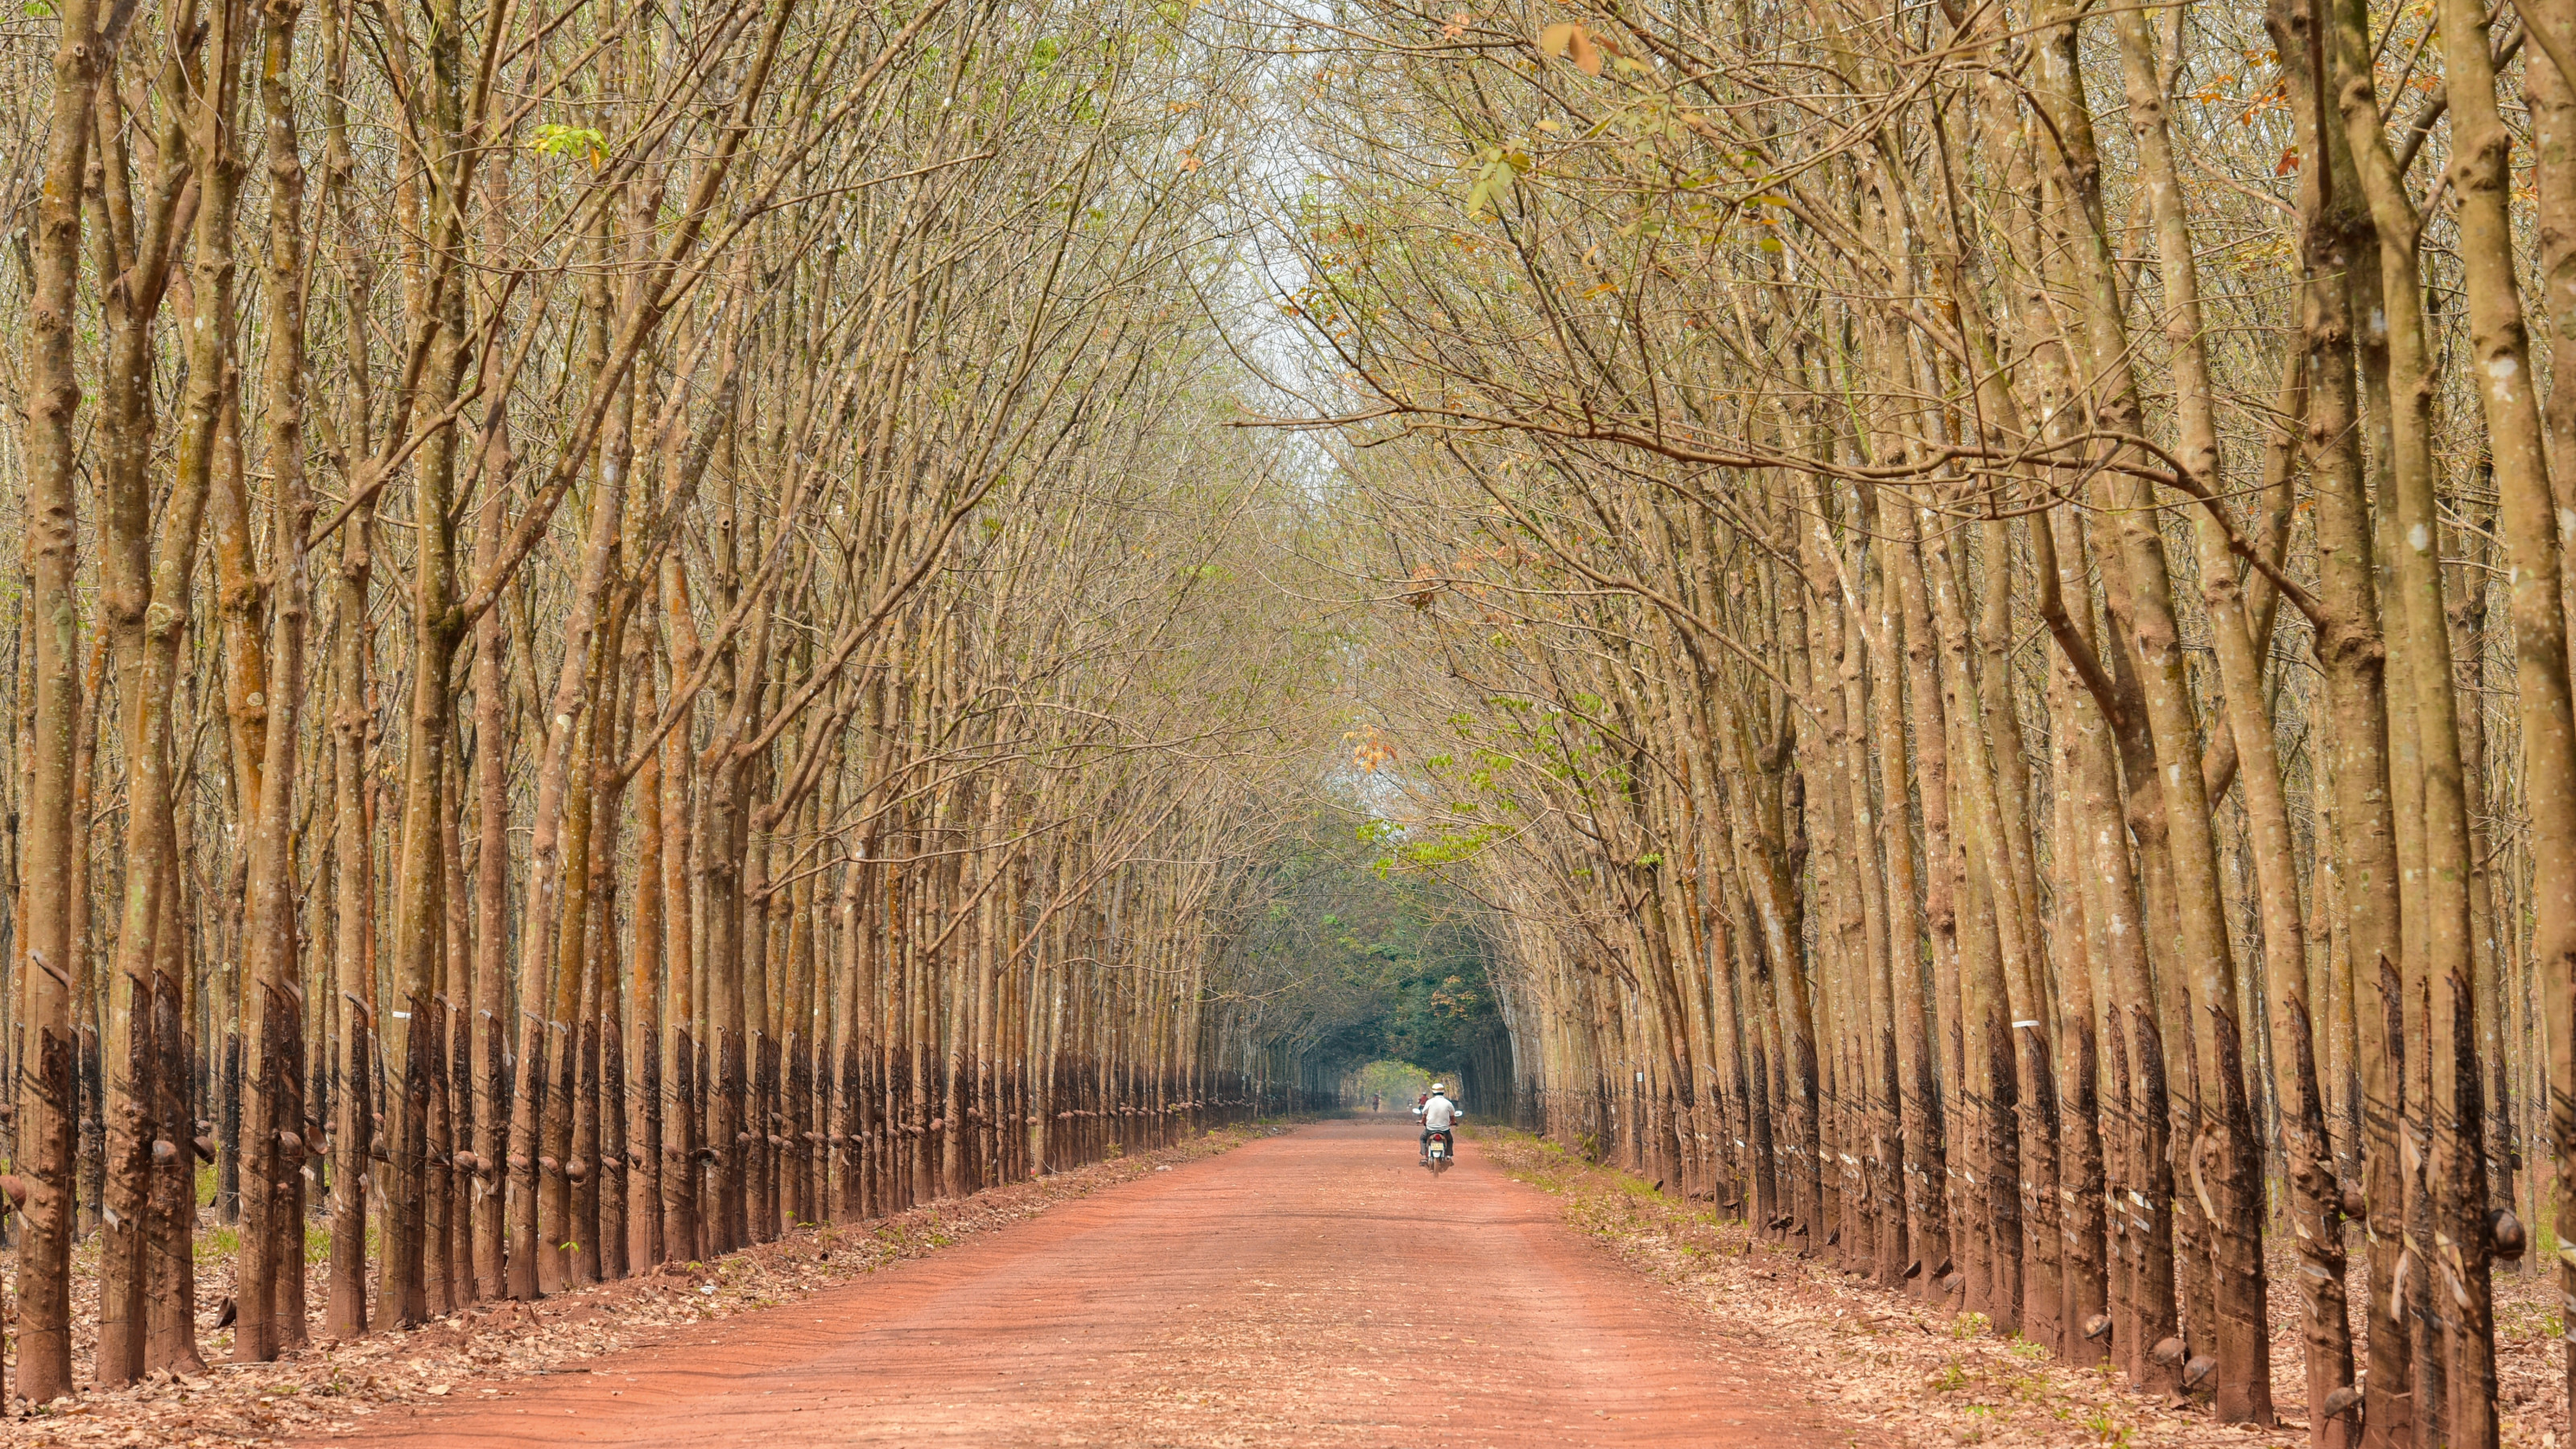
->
[[1203, 808, 1514, 1104], [0, 0, 1352, 1406], [1278, 0, 2576, 1443]]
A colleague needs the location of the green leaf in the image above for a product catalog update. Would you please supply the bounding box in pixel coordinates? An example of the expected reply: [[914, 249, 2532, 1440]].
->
[[530, 123, 609, 167]]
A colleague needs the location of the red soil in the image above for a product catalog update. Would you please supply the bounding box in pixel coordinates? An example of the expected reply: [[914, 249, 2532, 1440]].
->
[[324, 1118, 1849, 1447]]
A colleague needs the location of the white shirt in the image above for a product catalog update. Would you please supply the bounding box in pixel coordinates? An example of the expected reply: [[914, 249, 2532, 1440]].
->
[[1418, 1094, 1459, 1130]]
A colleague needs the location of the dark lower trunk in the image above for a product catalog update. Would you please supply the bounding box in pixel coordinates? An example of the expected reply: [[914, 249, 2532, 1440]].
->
[[424, 997, 453, 1318], [2208, 1001, 2275, 1422], [97, 976, 154, 1386], [789, 1032, 813, 1224], [541, 1018, 574, 1291], [665, 1027, 699, 1263], [230, 988, 287, 1363], [831, 1032, 860, 1223], [2132, 1005, 2182, 1394], [2288, 999, 2358, 1447], [2021, 1026, 2064, 1352], [145, 969, 204, 1373], [572, 1014, 601, 1285], [1749, 1043, 1777, 1237], [601, 1014, 627, 1280], [274, 986, 310, 1348], [475, 1013, 506, 1300], [506, 1010, 545, 1301], [2060, 1022, 2108, 1367], [752, 1031, 778, 1241], [451, 1005, 477, 1305], [78, 1026, 104, 1234], [2442, 969, 2497, 1448], [717, 1026, 747, 1253], [1987, 1009, 2022, 1335], [385, 993, 431, 1328], [217, 1032, 241, 1224], [634, 1024, 662, 1266], [2106, 1006, 2136, 1377], [325, 1002, 369, 1337], [1876, 1030, 1905, 1285]]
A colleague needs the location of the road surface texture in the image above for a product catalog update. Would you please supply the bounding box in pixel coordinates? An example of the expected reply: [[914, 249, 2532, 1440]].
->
[[334, 1118, 1847, 1447]]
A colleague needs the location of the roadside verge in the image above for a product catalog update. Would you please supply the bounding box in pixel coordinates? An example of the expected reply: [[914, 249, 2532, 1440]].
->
[[1476, 1128, 2352, 1449], [3, 1126, 1276, 1447]]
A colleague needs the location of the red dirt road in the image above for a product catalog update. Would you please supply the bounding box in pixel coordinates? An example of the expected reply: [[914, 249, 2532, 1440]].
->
[[335, 1120, 1847, 1447]]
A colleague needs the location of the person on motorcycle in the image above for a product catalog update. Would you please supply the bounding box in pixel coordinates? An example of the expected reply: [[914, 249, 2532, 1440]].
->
[[1413, 1083, 1462, 1164]]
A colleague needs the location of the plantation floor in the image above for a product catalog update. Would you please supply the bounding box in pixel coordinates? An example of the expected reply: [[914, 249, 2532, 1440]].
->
[[316, 1117, 1847, 1447]]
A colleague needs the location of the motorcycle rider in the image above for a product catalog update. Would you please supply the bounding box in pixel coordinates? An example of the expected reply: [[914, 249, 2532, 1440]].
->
[[1412, 1082, 1462, 1164]]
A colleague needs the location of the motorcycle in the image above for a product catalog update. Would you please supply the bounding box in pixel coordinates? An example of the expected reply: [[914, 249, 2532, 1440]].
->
[[1422, 1126, 1455, 1174]]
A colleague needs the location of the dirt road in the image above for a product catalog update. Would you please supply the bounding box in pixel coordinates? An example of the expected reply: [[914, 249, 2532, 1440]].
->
[[337, 1119, 1847, 1447]]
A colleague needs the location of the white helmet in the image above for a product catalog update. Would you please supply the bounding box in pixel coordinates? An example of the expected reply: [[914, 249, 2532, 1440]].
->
[[1431, 1083, 1447, 1094]]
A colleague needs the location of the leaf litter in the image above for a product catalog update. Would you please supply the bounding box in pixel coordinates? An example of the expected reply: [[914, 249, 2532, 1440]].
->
[[0, 1126, 1262, 1447], [1476, 1129, 2570, 1449]]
